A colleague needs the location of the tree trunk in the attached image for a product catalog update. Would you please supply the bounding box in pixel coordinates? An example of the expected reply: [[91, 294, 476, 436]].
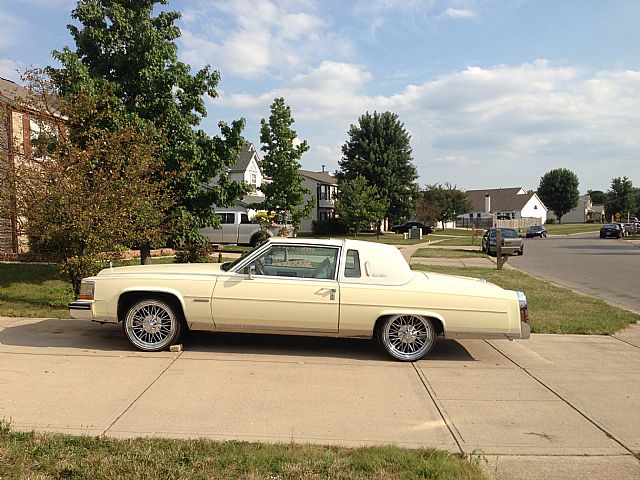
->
[[140, 245, 151, 265]]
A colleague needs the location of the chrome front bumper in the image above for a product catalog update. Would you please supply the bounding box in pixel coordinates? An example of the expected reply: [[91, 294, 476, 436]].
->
[[69, 300, 94, 320]]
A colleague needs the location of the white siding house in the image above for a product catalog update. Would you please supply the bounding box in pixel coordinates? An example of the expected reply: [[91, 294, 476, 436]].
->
[[299, 170, 338, 233], [462, 187, 548, 226]]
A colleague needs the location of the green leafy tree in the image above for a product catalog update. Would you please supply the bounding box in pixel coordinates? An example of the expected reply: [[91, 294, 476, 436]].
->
[[537, 168, 580, 223], [605, 176, 637, 221], [419, 183, 471, 230], [259, 98, 313, 229], [587, 189, 607, 205], [0, 72, 175, 294], [48, 0, 249, 253], [335, 176, 387, 236], [338, 111, 419, 224]]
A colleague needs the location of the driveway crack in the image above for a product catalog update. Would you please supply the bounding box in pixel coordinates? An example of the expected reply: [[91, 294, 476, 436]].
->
[[411, 362, 463, 453], [100, 351, 183, 436], [484, 340, 639, 459]]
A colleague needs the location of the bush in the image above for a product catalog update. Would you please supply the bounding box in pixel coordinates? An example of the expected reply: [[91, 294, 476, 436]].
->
[[312, 218, 348, 235], [545, 218, 556, 225]]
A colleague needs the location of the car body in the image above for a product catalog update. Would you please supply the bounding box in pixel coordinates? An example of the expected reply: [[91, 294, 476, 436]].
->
[[390, 221, 433, 235], [199, 210, 291, 247], [622, 223, 638, 235], [69, 238, 530, 361], [481, 228, 524, 256], [526, 225, 548, 238], [600, 224, 623, 239]]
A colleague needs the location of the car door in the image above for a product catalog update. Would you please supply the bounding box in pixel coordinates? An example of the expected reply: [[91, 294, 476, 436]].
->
[[212, 244, 340, 333], [221, 213, 239, 243]]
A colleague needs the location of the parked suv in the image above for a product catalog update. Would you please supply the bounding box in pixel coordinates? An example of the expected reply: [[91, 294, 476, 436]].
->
[[482, 228, 524, 256]]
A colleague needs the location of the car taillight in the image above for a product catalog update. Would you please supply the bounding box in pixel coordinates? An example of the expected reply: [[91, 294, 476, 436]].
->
[[517, 291, 528, 324], [78, 280, 95, 300]]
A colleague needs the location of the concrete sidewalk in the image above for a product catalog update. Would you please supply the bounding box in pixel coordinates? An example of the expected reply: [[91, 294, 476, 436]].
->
[[1, 316, 639, 479]]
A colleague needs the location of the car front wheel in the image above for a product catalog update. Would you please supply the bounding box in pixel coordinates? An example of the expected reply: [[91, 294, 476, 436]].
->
[[378, 314, 436, 361], [123, 298, 182, 351]]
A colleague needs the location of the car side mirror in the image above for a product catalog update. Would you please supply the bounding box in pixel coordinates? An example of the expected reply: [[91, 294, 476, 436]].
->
[[247, 264, 256, 280]]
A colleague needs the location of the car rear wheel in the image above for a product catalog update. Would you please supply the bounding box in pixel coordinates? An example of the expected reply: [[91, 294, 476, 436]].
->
[[123, 299, 182, 351], [378, 314, 436, 361], [517, 246, 524, 255]]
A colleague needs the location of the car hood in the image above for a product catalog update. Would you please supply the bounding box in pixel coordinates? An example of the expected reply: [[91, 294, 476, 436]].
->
[[97, 263, 225, 277]]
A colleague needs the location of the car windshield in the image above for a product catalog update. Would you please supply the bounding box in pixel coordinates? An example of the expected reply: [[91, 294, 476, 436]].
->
[[221, 247, 257, 271], [490, 229, 518, 238]]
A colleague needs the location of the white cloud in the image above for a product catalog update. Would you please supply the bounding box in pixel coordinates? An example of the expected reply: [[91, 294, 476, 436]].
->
[[438, 7, 476, 19], [218, 59, 640, 190], [178, 0, 345, 77]]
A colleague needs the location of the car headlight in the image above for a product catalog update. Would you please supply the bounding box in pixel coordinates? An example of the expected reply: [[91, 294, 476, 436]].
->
[[78, 280, 95, 300]]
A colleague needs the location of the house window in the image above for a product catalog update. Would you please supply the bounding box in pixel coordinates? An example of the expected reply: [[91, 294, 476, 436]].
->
[[319, 211, 329, 221], [319, 185, 332, 201]]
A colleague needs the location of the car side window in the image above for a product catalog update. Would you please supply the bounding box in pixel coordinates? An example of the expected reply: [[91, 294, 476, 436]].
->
[[218, 213, 234, 224], [344, 249, 361, 278], [240, 213, 251, 224], [245, 245, 339, 279]]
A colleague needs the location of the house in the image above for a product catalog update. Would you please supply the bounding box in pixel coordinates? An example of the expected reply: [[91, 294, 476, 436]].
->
[[554, 194, 605, 223], [226, 143, 266, 209], [299, 169, 338, 233], [220, 145, 338, 233], [460, 187, 547, 228], [0, 77, 33, 254]]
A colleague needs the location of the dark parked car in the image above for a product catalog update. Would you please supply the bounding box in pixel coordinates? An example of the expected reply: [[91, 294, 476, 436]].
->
[[526, 225, 548, 238], [390, 221, 433, 235], [600, 224, 623, 239], [482, 228, 524, 256]]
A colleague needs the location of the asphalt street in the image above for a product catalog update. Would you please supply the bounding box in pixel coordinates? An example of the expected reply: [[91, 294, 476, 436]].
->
[[508, 233, 640, 313]]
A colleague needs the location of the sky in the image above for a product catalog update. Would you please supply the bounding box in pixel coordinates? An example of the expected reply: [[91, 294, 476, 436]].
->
[[1, 0, 639, 192]]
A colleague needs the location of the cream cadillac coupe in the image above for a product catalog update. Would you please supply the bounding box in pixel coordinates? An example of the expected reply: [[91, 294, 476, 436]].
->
[[69, 238, 530, 361]]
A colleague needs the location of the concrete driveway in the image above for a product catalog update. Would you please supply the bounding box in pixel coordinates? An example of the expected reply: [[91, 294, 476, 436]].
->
[[1, 316, 639, 480]]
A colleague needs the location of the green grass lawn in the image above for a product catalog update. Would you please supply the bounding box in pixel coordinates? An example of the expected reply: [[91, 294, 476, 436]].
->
[[544, 223, 601, 235], [430, 236, 481, 247], [412, 264, 639, 335], [413, 248, 485, 258], [0, 263, 74, 318], [302, 232, 429, 245], [0, 423, 486, 480]]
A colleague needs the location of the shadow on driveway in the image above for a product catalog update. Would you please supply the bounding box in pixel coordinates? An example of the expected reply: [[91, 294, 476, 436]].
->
[[0, 318, 476, 362]]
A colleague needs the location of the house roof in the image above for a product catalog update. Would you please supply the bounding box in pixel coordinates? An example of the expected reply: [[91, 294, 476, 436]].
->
[[466, 187, 535, 212], [229, 144, 259, 173], [0, 76, 63, 117], [300, 170, 338, 186]]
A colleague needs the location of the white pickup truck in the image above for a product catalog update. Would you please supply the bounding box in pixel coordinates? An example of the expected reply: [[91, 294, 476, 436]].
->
[[200, 211, 265, 247]]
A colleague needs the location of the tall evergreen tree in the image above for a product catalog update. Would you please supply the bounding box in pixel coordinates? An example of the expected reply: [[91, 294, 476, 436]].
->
[[537, 168, 580, 223], [338, 111, 419, 224], [335, 176, 386, 236], [259, 97, 313, 229], [48, 0, 249, 248]]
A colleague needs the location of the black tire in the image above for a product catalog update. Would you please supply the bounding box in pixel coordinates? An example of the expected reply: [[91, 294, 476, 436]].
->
[[517, 246, 524, 255], [123, 298, 182, 351]]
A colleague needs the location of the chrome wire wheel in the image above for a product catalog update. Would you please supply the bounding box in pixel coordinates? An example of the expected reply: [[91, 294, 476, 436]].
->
[[379, 314, 436, 361], [124, 299, 180, 351]]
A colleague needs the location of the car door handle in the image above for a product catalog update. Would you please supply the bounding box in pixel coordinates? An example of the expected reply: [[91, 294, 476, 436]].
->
[[318, 288, 337, 301]]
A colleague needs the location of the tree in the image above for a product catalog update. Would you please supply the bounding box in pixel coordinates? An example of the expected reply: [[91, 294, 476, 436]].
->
[[259, 98, 313, 229], [335, 176, 387, 236], [338, 111, 419, 224], [419, 184, 471, 230], [587, 189, 607, 205], [48, 0, 249, 252], [605, 177, 636, 221], [0, 72, 175, 294], [537, 168, 580, 223]]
